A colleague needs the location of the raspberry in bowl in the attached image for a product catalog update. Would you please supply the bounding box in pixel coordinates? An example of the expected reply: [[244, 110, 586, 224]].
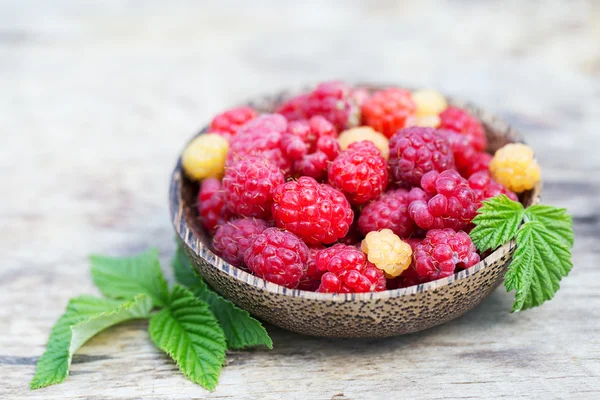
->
[[170, 82, 541, 338]]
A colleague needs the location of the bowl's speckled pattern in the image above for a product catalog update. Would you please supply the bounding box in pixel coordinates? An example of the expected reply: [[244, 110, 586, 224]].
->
[[169, 85, 541, 338]]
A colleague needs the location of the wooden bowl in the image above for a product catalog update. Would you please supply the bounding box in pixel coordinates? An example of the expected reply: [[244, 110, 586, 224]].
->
[[169, 85, 541, 338]]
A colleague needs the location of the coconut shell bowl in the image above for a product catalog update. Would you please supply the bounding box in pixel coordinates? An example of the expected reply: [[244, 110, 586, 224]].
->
[[169, 85, 541, 338]]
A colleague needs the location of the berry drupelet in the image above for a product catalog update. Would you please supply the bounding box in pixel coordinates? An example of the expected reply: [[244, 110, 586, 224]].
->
[[315, 244, 386, 293], [388, 127, 455, 187], [328, 141, 389, 205], [357, 188, 416, 238], [413, 229, 480, 280], [222, 156, 285, 219], [408, 170, 479, 231], [361, 88, 416, 138], [212, 218, 270, 268], [271, 176, 354, 245], [243, 228, 309, 288]]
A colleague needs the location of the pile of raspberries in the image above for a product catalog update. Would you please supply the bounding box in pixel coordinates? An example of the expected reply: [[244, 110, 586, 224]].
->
[[183, 81, 520, 293]]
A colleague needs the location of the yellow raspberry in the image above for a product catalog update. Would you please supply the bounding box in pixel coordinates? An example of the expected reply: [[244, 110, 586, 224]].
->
[[181, 133, 229, 181], [361, 229, 412, 278], [412, 89, 448, 117], [411, 115, 441, 128], [490, 143, 541, 192], [338, 126, 390, 159]]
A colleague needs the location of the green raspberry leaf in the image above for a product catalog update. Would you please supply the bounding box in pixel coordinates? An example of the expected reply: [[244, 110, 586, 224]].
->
[[90, 248, 169, 307], [199, 293, 273, 350], [470, 195, 525, 252], [148, 285, 226, 391], [505, 221, 573, 312], [525, 204, 574, 247], [172, 247, 272, 350], [30, 294, 152, 389], [173, 245, 208, 291]]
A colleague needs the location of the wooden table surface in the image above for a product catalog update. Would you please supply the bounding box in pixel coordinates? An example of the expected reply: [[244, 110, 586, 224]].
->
[[2, 1, 599, 399]]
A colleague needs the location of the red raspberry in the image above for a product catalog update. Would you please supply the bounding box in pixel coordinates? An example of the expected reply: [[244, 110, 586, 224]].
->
[[212, 218, 270, 268], [463, 151, 492, 178], [280, 133, 307, 161], [272, 177, 354, 245], [298, 245, 325, 291], [388, 127, 455, 187], [436, 129, 478, 176], [399, 266, 424, 288], [408, 170, 478, 231], [315, 244, 386, 293], [338, 219, 363, 246], [209, 106, 258, 139], [276, 81, 360, 131], [293, 135, 340, 181], [285, 116, 337, 152], [282, 116, 340, 181], [197, 178, 232, 233], [223, 156, 285, 219], [244, 228, 309, 288], [328, 141, 389, 205], [228, 114, 292, 174], [439, 106, 487, 152], [357, 188, 416, 237], [361, 88, 417, 138], [413, 229, 480, 280], [468, 171, 518, 207]]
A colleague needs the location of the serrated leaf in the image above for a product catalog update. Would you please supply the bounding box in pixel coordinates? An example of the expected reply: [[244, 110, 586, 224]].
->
[[199, 294, 273, 350], [525, 204, 574, 247], [148, 285, 226, 391], [173, 245, 208, 290], [172, 247, 272, 350], [90, 248, 169, 307], [30, 294, 152, 389], [505, 229, 535, 312], [505, 221, 573, 312], [470, 195, 525, 252]]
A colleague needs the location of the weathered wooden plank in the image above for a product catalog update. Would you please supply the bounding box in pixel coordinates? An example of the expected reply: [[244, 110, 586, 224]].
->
[[1, 0, 599, 399]]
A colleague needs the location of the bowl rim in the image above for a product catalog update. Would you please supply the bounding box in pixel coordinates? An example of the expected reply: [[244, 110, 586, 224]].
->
[[169, 85, 542, 303]]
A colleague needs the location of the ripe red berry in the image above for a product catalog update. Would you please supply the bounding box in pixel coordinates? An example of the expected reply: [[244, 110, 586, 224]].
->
[[298, 245, 325, 291], [388, 127, 455, 187], [361, 88, 417, 138], [228, 114, 292, 174], [338, 219, 363, 246], [462, 151, 492, 178], [438, 106, 487, 152], [271, 176, 354, 245], [328, 141, 389, 205], [282, 116, 340, 181], [357, 188, 416, 237], [212, 218, 270, 268], [222, 156, 285, 219], [408, 170, 479, 231], [398, 264, 424, 288], [436, 129, 480, 177], [293, 135, 341, 181], [209, 106, 258, 139], [243, 228, 309, 288], [314, 244, 386, 293], [197, 178, 232, 233], [285, 116, 337, 152], [468, 171, 518, 207], [276, 81, 360, 131], [413, 229, 480, 280]]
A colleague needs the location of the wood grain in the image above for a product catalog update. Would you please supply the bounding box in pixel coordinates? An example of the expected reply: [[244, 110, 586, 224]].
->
[[1, 0, 599, 398]]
